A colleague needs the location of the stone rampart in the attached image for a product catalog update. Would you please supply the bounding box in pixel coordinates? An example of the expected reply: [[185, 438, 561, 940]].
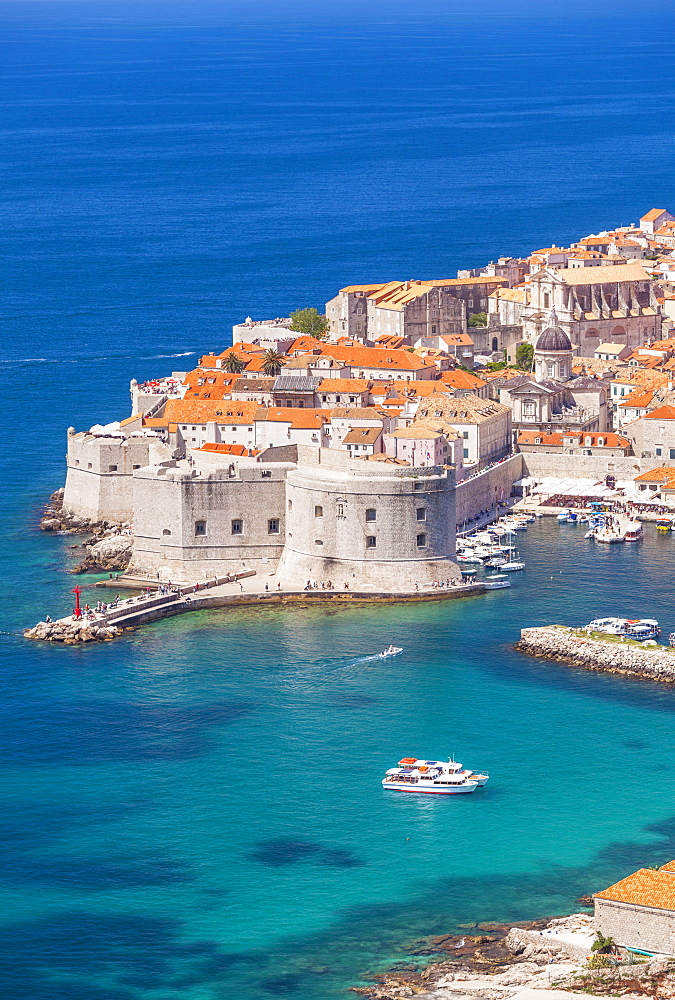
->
[[595, 898, 675, 955], [521, 452, 672, 481], [516, 625, 675, 684], [455, 453, 523, 525]]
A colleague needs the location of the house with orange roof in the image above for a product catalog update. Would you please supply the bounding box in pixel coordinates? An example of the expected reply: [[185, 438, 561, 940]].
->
[[623, 404, 675, 462], [413, 394, 512, 470], [254, 407, 330, 449], [640, 208, 673, 235], [325, 278, 468, 344], [516, 429, 632, 457], [438, 369, 488, 398], [594, 863, 675, 953], [164, 398, 260, 452]]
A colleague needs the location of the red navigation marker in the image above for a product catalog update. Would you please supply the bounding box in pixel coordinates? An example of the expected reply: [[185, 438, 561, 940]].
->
[[72, 585, 83, 618]]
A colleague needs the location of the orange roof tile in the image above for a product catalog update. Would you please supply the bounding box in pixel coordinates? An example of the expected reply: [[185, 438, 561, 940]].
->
[[197, 443, 256, 456], [594, 869, 675, 911], [258, 407, 329, 429], [617, 389, 655, 409], [164, 399, 259, 424], [641, 209, 668, 222], [634, 467, 675, 483], [643, 405, 675, 420]]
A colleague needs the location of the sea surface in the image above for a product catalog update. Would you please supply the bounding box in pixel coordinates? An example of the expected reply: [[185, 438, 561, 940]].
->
[[2, 2, 675, 998]]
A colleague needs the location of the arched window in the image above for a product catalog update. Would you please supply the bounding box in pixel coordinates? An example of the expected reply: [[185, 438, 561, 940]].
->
[[336, 499, 346, 518], [491, 337, 498, 352]]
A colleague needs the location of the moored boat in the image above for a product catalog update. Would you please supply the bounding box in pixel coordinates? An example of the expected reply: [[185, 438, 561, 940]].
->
[[382, 757, 488, 795]]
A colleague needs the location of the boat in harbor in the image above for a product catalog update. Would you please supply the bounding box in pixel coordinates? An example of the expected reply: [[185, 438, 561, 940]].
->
[[624, 522, 642, 542], [380, 645, 403, 657], [382, 757, 489, 795], [656, 518, 673, 531], [483, 574, 511, 590], [586, 617, 661, 639]]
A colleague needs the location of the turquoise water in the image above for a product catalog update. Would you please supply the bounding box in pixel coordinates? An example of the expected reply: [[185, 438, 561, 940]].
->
[[3, 1, 675, 997], [5, 522, 675, 998]]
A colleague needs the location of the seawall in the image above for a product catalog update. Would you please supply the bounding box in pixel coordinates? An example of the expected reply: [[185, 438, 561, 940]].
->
[[516, 625, 675, 684]]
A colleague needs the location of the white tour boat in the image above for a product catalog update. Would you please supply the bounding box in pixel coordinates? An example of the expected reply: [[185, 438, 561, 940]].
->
[[382, 757, 489, 795], [380, 645, 403, 657], [586, 617, 660, 639], [483, 574, 511, 590]]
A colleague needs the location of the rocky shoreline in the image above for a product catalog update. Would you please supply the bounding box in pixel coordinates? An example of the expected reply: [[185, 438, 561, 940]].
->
[[516, 626, 675, 685], [39, 488, 133, 573], [352, 913, 675, 999]]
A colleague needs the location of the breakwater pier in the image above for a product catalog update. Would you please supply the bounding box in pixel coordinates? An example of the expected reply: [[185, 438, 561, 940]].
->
[[517, 625, 675, 684], [24, 575, 488, 643]]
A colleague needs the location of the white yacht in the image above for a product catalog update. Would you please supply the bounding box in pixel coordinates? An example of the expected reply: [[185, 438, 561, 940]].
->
[[382, 757, 489, 795], [380, 645, 403, 657]]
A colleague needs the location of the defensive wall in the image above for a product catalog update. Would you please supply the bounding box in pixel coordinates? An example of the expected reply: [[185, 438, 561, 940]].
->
[[278, 451, 460, 591], [455, 453, 524, 525], [520, 452, 663, 481], [127, 460, 292, 583], [62, 430, 173, 522]]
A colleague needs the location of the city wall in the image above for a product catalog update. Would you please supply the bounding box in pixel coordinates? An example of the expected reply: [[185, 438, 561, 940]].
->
[[455, 454, 524, 525], [521, 452, 675, 481]]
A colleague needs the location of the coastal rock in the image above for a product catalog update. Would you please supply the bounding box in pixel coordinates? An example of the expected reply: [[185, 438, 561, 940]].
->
[[516, 625, 675, 685], [73, 534, 132, 573], [24, 620, 120, 644]]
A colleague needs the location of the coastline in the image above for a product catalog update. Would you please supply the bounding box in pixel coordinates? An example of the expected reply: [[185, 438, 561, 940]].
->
[[351, 913, 675, 999]]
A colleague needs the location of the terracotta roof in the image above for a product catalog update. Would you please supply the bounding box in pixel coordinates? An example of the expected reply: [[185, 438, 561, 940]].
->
[[517, 431, 630, 448], [338, 283, 385, 294], [330, 407, 384, 420], [594, 869, 675, 911], [257, 407, 329, 429], [634, 467, 675, 483], [315, 344, 433, 371], [555, 263, 651, 285], [120, 413, 142, 427], [197, 443, 256, 456], [343, 427, 382, 445], [164, 399, 259, 424], [426, 276, 508, 286], [617, 389, 655, 409], [641, 209, 668, 222], [318, 378, 372, 392], [439, 370, 487, 390], [440, 333, 474, 346], [490, 286, 528, 303]]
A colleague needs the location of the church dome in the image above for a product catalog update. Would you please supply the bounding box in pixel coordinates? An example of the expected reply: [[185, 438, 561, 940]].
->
[[536, 325, 572, 352]]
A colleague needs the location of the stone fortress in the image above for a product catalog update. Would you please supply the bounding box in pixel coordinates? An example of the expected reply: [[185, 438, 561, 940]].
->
[[64, 423, 462, 592]]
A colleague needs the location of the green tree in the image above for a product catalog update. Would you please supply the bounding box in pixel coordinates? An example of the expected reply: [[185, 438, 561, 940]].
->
[[516, 342, 534, 371], [223, 352, 245, 374], [468, 312, 487, 328], [261, 349, 286, 376], [289, 307, 329, 339]]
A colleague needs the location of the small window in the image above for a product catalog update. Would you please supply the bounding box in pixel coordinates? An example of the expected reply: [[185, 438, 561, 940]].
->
[[416, 508, 426, 521], [670, 449, 675, 460], [268, 519, 280, 534], [336, 501, 345, 517], [261, 470, 271, 478], [463, 448, 469, 458], [231, 519, 243, 535], [315, 539, 323, 545], [288, 499, 292, 511], [543, 292, 550, 309], [416, 533, 427, 547], [365, 508, 376, 521], [162, 528, 171, 536], [462, 431, 469, 439], [413, 481, 424, 491], [195, 520, 207, 536], [109, 464, 118, 472], [87, 463, 92, 469], [314, 505, 323, 517], [132, 464, 141, 470], [656, 448, 663, 456], [366, 535, 377, 548]]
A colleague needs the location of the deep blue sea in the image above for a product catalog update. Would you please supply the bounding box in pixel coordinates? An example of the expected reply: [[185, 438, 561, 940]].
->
[[2, 2, 675, 998]]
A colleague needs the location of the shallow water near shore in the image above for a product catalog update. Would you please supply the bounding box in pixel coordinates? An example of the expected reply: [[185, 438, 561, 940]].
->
[[5, 521, 675, 999], [2, 1, 675, 997]]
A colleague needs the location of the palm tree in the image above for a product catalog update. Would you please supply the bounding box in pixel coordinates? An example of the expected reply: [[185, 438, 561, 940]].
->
[[223, 352, 244, 374], [261, 349, 286, 376]]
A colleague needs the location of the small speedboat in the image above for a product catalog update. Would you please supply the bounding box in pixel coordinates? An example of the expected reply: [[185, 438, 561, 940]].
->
[[483, 575, 511, 590], [380, 645, 403, 657]]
